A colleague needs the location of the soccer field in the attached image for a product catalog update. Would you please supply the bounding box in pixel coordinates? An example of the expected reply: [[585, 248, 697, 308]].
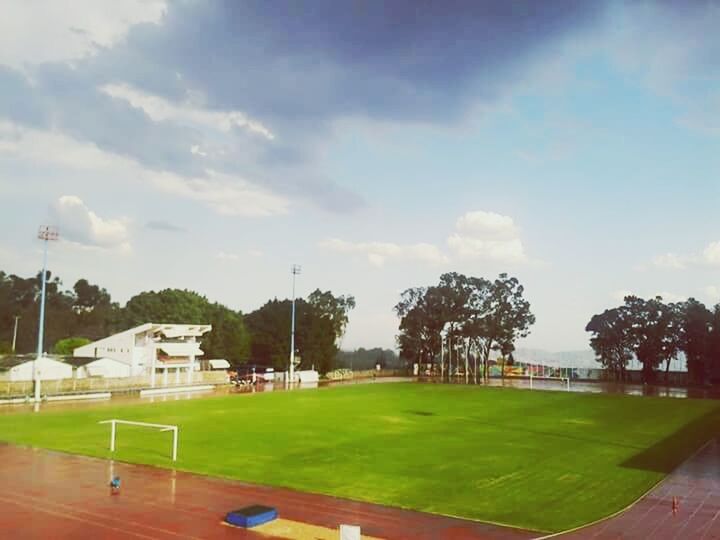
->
[[1, 383, 718, 533]]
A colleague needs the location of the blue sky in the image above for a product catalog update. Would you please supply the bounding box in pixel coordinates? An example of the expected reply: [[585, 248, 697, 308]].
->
[[1, 1, 719, 352]]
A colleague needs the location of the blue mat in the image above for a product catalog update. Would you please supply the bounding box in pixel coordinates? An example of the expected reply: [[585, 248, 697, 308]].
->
[[225, 505, 278, 528]]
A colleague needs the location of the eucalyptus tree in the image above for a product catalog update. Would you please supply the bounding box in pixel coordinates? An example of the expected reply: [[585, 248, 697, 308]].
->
[[395, 272, 535, 381], [623, 296, 682, 384], [585, 307, 634, 381], [469, 274, 535, 380]]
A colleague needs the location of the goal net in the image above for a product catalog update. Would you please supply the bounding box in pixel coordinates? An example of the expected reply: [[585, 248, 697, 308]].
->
[[99, 419, 179, 461], [527, 365, 573, 391]]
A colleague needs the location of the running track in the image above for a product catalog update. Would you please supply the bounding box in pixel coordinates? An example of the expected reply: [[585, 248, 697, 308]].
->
[[4, 439, 720, 539], [557, 438, 720, 539], [0, 444, 534, 539]]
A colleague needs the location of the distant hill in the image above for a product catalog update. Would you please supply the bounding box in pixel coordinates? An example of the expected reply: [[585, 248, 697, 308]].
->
[[508, 348, 687, 372], [510, 348, 601, 368]]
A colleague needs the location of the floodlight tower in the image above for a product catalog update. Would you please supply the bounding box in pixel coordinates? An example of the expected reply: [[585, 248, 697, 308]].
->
[[35, 225, 59, 402], [289, 264, 301, 385]]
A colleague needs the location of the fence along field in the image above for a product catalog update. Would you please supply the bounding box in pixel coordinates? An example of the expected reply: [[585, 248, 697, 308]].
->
[[0, 371, 228, 397]]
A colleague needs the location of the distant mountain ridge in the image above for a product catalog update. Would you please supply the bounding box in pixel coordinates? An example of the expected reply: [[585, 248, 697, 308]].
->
[[511, 348, 601, 368], [509, 348, 687, 372]]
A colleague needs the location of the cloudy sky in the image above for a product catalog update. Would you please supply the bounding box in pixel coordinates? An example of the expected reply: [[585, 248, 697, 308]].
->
[[1, 1, 719, 352]]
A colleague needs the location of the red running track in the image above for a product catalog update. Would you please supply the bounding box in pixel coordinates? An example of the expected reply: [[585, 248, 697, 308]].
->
[[557, 438, 720, 539], [0, 444, 535, 539]]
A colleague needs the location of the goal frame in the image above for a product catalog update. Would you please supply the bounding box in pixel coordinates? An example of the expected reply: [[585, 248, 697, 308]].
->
[[99, 419, 179, 461]]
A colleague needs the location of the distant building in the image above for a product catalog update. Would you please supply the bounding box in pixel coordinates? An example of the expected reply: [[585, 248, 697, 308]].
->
[[199, 359, 231, 371], [73, 323, 212, 384], [0, 355, 73, 381]]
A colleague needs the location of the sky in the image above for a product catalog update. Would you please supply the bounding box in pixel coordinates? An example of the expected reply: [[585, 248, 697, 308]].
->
[[1, 0, 719, 353]]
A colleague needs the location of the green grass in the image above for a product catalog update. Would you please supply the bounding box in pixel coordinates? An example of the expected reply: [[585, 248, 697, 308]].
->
[[1, 383, 719, 533]]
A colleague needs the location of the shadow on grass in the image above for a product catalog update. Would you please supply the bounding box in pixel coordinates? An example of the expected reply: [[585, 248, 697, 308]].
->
[[621, 407, 720, 474], [466, 418, 646, 451], [405, 410, 436, 417]]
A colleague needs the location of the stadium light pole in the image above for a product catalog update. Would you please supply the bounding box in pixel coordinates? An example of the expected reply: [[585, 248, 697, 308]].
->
[[11, 315, 20, 353], [35, 225, 59, 403], [439, 329, 447, 381], [289, 264, 301, 386]]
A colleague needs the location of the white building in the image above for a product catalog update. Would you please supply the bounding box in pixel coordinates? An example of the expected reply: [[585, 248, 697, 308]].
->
[[0, 355, 73, 382], [73, 323, 212, 385], [65, 356, 132, 379]]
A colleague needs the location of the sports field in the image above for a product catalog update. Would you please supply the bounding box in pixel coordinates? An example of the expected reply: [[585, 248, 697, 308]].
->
[[0, 383, 718, 533]]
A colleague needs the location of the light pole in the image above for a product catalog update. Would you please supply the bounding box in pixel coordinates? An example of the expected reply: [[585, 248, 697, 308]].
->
[[289, 264, 301, 386], [440, 329, 446, 381], [11, 315, 20, 353], [35, 225, 59, 402]]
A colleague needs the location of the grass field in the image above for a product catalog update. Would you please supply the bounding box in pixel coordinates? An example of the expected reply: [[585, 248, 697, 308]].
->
[[1, 383, 719, 533]]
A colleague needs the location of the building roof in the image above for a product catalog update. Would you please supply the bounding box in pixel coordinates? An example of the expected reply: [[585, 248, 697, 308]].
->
[[0, 355, 32, 371], [0, 355, 71, 371], [62, 356, 99, 368]]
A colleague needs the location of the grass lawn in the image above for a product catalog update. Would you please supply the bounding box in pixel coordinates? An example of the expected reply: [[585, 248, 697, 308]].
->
[[1, 383, 719, 533]]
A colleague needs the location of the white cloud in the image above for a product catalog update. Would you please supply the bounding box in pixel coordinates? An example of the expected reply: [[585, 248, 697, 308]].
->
[[216, 251, 240, 261], [703, 242, 720, 266], [455, 210, 518, 239], [0, 120, 288, 217], [320, 209, 529, 268], [447, 210, 527, 263], [217, 249, 264, 261], [190, 145, 208, 157], [319, 238, 448, 267], [0, 120, 129, 171], [0, 1, 167, 69], [649, 241, 720, 270], [101, 83, 274, 140], [151, 170, 289, 217], [49, 195, 130, 251], [652, 252, 687, 270], [704, 286, 720, 302]]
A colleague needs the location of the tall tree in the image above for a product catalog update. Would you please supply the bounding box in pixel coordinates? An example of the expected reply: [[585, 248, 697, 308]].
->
[[307, 289, 356, 344], [395, 272, 535, 381], [472, 274, 535, 380], [706, 305, 720, 384], [246, 290, 354, 373], [395, 285, 447, 368], [585, 307, 634, 381], [623, 296, 681, 384], [679, 299, 712, 385]]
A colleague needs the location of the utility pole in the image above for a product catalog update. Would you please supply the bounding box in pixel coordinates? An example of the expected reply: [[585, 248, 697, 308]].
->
[[289, 264, 301, 386], [11, 315, 20, 353], [35, 225, 59, 402]]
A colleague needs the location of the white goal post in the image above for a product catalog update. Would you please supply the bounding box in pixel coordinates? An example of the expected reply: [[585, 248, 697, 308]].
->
[[528, 365, 572, 391], [99, 419, 179, 461], [529, 374, 571, 391]]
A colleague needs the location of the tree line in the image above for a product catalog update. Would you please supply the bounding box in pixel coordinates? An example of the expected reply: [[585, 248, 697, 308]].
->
[[586, 296, 720, 385], [394, 272, 535, 379], [0, 270, 354, 374]]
